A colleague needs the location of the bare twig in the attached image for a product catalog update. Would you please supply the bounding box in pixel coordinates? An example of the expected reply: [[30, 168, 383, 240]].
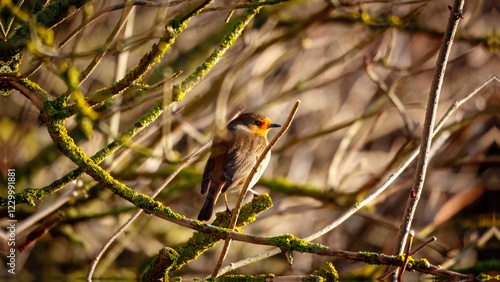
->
[[364, 58, 416, 137], [19, 62, 43, 79], [433, 75, 499, 135], [398, 230, 414, 280], [201, 0, 291, 13], [411, 236, 436, 255], [76, 0, 135, 89], [391, 1, 465, 276], [378, 236, 437, 280], [211, 100, 301, 277], [105, 7, 136, 166]]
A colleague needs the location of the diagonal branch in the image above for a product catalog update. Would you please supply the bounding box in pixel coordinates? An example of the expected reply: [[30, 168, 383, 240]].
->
[[63, 0, 212, 116], [75, 0, 135, 90], [391, 0, 465, 270]]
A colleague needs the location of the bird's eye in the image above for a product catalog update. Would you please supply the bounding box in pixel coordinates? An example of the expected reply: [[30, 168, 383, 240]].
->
[[254, 120, 262, 127]]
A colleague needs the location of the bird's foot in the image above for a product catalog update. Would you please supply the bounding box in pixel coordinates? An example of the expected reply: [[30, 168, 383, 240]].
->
[[225, 207, 232, 219]]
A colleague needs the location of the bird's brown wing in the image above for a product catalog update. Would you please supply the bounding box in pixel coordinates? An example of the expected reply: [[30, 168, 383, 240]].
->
[[201, 156, 214, 195], [201, 135, 228, 194], [222, 135, 267, 193]]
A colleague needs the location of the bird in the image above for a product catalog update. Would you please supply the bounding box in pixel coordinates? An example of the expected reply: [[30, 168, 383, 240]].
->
[[197, 113, 281, 221]]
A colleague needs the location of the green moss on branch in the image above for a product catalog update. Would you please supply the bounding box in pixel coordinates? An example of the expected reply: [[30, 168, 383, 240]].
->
[[170, 194, 273, 273], [86, 0, 213, 108], [172, 0, 265, 100]]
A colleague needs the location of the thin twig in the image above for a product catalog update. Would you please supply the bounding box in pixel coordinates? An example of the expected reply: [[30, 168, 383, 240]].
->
[[201, 0, 291, 13], [326, 118, 362, 189], [19, 62, 43, 79], [364, 58, 416, 137], [211, 100, 301, 277], [433, 75, 499, 135], [76, 0, 135, 90], [398, 230, 414, 280], [411, 236, 436, 256], [378, 236, 437, 280], [58, 0, 189, 49], [391, 2, 465, 277], [105, 7, 136, 166]]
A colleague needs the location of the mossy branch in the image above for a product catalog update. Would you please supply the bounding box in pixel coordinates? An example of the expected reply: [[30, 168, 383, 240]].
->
[[266, 235, 470, 280], [171, 0, 267, 102], [3, 0, 277, 207], [312, 262, 339, 281], [141, 194, 273, 278], [0, 100, 165, 207], [81, 0, 212, 109], [44, 117, 270, 243], [20, 118, 478, 280], [9, 78, 49, 111], [141, 247, 179, 282]]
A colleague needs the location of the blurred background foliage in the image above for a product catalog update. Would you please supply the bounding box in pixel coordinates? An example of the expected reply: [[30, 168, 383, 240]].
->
[[0, 0, 498, 280]]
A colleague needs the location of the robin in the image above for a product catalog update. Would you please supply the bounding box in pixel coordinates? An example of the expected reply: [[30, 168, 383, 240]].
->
[[197, 113, 281, 221]]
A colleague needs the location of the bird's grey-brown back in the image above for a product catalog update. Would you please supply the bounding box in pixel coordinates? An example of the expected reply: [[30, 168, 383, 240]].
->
[[197, 112, 279, 221]]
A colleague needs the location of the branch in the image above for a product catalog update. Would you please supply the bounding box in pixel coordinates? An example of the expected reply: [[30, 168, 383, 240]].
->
[[1, 100, 166, 207], [64, 0, 212, 115], [87, 139, 212, 280], [41, 117, 470, 281], [169, 194, 273, 274], [9, 79, 48, 111], [201, 0, 291, 13], [364, 57, 416, 137], [391, 0, 465, 270], [75, 0, 135, 91], [58, 0, 190, 50], [1, 0, 90, 60]]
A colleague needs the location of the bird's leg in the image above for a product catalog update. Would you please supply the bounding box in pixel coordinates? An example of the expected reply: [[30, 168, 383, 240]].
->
[[248, 187, 260, 200], [224, 193, 232, 218]]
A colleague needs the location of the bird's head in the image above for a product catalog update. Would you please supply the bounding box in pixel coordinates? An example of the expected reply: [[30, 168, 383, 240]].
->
[[229, 113, 281, 137]]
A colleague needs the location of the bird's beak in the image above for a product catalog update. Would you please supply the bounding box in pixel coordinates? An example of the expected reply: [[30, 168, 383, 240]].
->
[[268, 123, 281, 128]]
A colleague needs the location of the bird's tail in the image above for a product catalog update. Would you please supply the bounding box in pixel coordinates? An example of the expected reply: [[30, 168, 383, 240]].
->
[[197, 183, 221, 221]]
